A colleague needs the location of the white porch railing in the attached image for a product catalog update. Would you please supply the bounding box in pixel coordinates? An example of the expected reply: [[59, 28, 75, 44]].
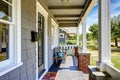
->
[[105, 63, 120, 80], [59, 45, 82, 55]]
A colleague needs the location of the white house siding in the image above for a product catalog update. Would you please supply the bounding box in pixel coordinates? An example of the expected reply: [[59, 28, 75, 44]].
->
[[47, 18, 59, 69], [21, 0, 36, 80], [47, 16, 53, 68], [0, 0, 36, 80]]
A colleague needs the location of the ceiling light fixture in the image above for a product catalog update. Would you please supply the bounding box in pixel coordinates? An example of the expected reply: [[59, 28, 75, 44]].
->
[[61, 0, 69, 4]]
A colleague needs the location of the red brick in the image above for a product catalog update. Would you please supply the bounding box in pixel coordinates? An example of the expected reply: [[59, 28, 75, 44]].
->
[[78, 54, 90, 73]]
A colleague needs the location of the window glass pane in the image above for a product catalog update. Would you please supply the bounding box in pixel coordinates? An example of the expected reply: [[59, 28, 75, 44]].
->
[[0, 22, 9, 62], [0, 0, 12, 21]]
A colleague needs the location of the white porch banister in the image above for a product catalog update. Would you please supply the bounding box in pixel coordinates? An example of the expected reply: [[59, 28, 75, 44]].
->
[[59, 45, 82, 54]]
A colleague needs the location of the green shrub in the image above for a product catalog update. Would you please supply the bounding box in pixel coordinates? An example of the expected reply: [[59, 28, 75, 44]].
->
[[66, 40, 76, 45], [87, 45, 98, 50]]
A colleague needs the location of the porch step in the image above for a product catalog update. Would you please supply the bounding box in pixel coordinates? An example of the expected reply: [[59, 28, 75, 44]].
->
[[88, 66, 115, 80]]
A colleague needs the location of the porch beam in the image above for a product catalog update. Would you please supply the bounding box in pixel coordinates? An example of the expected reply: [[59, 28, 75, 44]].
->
[[57, 20, 78, 22], [59, 23, 77, 27], [77, 0, 92, 24], [48, 6, 84, 10], [97, 0, 112, 71], [82, 18, 87, 52], [54, 15, 80, 18]]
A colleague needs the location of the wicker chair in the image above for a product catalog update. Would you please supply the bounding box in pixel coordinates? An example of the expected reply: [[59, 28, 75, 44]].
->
[[54, 47, 67, 63]]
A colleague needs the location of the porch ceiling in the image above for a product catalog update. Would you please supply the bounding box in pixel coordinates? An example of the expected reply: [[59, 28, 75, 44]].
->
[[60, 27, 77, 34], [44, 0, 92, 27]]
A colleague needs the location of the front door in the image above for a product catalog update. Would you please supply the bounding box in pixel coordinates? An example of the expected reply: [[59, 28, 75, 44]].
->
[[38, 13, 44, 74]]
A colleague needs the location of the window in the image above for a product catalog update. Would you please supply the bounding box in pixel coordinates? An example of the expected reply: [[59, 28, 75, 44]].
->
[[0, 0, 12, 21], [0, 0, 12, 62], [59, 33, 64, 38], [0, 23, 9, 62], [0, 0, 22, 76]]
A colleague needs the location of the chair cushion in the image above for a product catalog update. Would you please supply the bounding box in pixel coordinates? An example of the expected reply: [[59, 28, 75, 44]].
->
[[57, 52, 63, 58]]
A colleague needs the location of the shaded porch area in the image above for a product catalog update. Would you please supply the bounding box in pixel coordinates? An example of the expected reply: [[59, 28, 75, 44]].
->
[[43, 55, 88, 80]]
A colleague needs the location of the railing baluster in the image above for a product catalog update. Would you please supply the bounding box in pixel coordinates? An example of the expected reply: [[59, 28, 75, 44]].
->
[[59, 45, 82, 55]]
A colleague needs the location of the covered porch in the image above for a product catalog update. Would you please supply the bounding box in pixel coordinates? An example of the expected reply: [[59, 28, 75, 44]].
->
[[0, 0, 120, 80], [41, 0, 120, 80]]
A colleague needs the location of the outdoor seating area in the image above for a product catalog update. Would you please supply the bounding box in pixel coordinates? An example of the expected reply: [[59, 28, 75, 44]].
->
[[54, 47, 67, 63]]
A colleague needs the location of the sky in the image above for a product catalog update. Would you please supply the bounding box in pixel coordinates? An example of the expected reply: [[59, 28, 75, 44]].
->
[[80, 0, 120, 33]]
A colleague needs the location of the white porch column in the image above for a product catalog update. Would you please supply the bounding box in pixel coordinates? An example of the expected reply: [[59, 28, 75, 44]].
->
[[76, 27, 79, 45], [97, 0, 112, 71], [82, 18, 87, 53]]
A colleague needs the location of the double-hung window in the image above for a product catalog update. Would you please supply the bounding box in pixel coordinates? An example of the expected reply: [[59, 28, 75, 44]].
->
[[0, 0, 22, 76]]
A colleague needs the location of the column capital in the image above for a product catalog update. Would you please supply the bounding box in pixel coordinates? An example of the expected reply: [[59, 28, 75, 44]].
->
[[82, 17, 87, 23]]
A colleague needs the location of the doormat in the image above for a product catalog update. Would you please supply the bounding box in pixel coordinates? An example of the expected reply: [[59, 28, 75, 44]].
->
[[42, 72, 58, 80]]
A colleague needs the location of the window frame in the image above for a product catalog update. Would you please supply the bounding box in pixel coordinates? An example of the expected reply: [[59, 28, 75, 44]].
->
[[0, 0, 22, 76]]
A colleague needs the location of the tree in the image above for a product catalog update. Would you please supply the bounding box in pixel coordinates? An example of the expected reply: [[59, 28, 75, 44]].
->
[[79, 34, 82, 41], [111, 15, 120, 46], [87, 33, 92, 41], [89, 24, 98, 42]]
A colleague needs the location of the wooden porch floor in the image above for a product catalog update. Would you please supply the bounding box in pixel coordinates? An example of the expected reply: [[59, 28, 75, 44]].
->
[[49, 55, 89, 80]]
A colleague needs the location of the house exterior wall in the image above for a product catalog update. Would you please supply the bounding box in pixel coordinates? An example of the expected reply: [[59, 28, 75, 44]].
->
[[47, 17, 59, 68], [47, 16, 53, 68], [0, 0, 36, 80], [0, 0, 59, 80], [21, 0, 36, 80], [59, 29, 67, 44]]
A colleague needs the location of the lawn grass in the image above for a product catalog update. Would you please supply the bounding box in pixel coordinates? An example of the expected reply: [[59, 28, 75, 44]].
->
[[90, 56, 120, 70], [112, 56, 120, 70], [90, 56, 97, 66], [88, 43, 120, 70]]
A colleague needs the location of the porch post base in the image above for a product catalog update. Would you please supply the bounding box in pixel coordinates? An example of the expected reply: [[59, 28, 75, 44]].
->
[[78, 53, 91, 73], [82, 48, 87, 53], [96, 61, 113, 71]]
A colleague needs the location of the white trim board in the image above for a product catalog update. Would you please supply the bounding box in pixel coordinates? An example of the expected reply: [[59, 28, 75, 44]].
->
[[36, 1, 49, 80]]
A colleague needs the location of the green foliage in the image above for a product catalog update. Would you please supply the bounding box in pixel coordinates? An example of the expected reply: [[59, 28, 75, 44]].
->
[[59, 42, 66, 45], [67, 35, 77, 45], [79, 34, 82, 41], [69, 35, 77, 40], [87, 45, 98, 50], [79, 33, 92, 41], [87, 33, 92, 41], [89, 24, 98, 41], [66, 40, 76, 45], [111, 14, 120, 46]]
